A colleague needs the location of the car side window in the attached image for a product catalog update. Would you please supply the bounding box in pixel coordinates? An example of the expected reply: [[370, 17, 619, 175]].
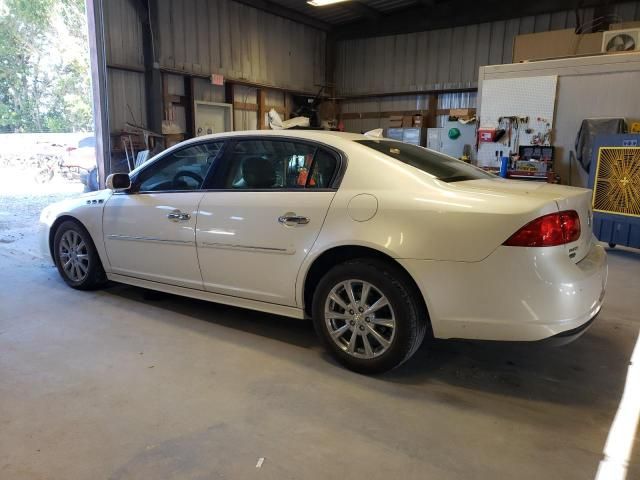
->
[[307, 148, 338, 189], [136, 142, 223, 192], [223, 139, 338, 189]]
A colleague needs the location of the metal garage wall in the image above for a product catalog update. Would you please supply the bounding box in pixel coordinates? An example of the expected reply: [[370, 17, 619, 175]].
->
[[103, 0, 326, 135], [341, 95, 430, 133], [156, 0, 326, 93], [336, 1, 640, 96], [340, 91, 479, 132], [437, 92, 477, 127], [104, 0, 147, 132], [233, 86, 258, 130], [103, 0, 144, 68], [107, 69, 147, 131]]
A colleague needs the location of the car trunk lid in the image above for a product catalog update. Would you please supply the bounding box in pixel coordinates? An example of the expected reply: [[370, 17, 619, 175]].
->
[[450, 179, 593, 262], [550, 185, 593, 263]]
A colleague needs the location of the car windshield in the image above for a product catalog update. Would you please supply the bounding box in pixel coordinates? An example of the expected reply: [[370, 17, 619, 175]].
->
[[356, 139, 495, 183]]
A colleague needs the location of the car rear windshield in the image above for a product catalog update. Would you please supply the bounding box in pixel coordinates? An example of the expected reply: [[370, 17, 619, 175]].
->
[[356, 139, 495, 183]]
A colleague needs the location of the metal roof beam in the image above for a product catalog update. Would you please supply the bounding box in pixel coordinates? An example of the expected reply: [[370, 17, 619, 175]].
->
[[334, 0, 631, 39], [232, 0, 332, 31], [344, 1, 383, 22]]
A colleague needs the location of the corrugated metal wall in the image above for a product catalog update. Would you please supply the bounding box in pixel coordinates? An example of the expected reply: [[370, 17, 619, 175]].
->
[[104, 0, 147, 131], [336, 2, 640, 96], [156, 0, 326, 92], [107, 70, 147, 130], [340, 95, 430, 133], [103, 0, 326, 134], [104, 0, 144, 68], [340, 92, 481, 132], [104, 0, 640, 136]]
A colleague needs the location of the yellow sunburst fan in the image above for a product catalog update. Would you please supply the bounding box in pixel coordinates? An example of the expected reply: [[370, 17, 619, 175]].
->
[[592, 147, 640, 217]]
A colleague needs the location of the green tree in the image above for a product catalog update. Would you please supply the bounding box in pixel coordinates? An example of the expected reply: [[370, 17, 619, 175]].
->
[[0, 0, 92, 133]]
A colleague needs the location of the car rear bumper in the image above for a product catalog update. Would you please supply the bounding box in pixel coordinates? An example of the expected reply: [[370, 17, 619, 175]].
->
[[398, 239, 607, 342], [540, 312, 598, 346]]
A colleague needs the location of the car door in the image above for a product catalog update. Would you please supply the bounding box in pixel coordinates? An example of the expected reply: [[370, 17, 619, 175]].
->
[[103, 141, 225, 289], [196, 138, 342, 306]]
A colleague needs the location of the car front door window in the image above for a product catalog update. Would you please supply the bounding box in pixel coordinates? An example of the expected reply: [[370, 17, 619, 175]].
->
[[136, 142, 223, 192]]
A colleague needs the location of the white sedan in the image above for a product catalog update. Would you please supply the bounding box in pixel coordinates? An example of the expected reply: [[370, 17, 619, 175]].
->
[[40, 130, 607, 373]]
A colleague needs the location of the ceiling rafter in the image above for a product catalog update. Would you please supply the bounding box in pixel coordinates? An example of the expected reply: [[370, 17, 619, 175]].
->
[[332, 0, 630, 39], [232, 0, 332, 31]]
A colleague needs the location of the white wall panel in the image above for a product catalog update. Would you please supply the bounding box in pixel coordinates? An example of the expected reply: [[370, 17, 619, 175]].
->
[[478, 53, 640, 186]]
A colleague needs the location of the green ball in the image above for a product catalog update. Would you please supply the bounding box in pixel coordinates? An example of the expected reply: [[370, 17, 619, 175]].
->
[[448, 127, 461, 140]]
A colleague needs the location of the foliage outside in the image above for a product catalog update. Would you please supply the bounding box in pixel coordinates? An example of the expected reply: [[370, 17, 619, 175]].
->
[[0, 0, 93, 133]]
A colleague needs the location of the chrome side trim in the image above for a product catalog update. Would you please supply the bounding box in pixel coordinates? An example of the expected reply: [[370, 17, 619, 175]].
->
[[198, 241, 295, 255], [107, 234, 194, 246]]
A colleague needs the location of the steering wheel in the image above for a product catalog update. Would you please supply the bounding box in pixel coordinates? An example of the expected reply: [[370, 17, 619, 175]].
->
[[172, 170, 203, 189]]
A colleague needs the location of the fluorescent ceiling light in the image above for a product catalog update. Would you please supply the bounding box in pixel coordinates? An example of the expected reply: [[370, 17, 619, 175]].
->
[[307, 0, 350, 6]]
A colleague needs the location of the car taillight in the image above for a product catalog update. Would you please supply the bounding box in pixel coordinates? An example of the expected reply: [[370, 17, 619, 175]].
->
[[503, 210, 581, 247]]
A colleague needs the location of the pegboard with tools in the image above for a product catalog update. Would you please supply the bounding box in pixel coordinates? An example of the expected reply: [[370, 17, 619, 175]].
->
[[477, 75, 558, 168]]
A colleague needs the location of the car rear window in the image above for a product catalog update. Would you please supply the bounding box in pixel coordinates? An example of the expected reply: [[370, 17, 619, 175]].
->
[[356, 139, 494, 182]]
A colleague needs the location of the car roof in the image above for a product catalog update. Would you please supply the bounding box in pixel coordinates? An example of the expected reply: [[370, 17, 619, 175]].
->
[[179, 129, 370, 146], [130, 129, 374, 176]]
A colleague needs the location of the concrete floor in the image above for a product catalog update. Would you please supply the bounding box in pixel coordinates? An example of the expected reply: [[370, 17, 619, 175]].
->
[[1, 213, 639, 479]]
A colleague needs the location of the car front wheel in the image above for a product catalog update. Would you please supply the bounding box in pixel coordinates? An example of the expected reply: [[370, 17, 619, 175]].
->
[[312, 259, 428, 374], [53, 220, 106, 290]]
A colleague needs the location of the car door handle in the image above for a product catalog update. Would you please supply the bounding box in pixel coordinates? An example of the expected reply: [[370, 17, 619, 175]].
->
[[167, 210, 191, 222], [278, 213, 310, 226]]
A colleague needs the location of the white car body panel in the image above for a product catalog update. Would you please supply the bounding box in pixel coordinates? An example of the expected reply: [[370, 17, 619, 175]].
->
[[102, 192, 204, 289], [399, 243, 606, 341], [40, 130, 607, 343], [196, 191, 335, 305], [39, 189, 112, 268]]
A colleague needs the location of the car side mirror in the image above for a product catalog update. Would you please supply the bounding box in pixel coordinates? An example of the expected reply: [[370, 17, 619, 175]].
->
[[106, 173, 131, 191]]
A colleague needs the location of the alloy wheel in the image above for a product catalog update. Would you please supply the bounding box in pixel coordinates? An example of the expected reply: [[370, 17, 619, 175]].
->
[[324, 279, 396, 359], [58, 230, 90, 283]]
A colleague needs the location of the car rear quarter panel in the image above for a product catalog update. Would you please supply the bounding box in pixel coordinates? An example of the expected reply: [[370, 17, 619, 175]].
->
[[311, 143, 560, 263]]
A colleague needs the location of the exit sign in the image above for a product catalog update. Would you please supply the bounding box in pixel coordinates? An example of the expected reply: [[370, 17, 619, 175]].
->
[[210, 74, 224, 86]]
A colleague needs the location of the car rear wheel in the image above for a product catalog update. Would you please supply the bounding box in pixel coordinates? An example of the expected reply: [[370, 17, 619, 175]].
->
[[312, 259, 427, 374], [53, 220, 106, 290]]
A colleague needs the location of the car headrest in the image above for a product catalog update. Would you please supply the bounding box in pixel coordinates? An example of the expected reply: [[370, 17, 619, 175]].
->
[[242, 156, 276, 188]]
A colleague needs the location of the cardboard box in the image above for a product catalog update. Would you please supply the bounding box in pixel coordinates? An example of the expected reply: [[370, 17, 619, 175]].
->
[[164, 133, 184, 148], [450, 108, 475, 117], [610, 21, 640, 30], [388, 115, 403, 127], [512, 28, 603, 62], [401, 115, 413, 128]]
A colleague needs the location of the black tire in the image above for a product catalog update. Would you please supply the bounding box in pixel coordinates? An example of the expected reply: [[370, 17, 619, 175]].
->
[[312, 258, 428, 374], [53, 220, 107, 290], [608, 242, 616, 249]]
